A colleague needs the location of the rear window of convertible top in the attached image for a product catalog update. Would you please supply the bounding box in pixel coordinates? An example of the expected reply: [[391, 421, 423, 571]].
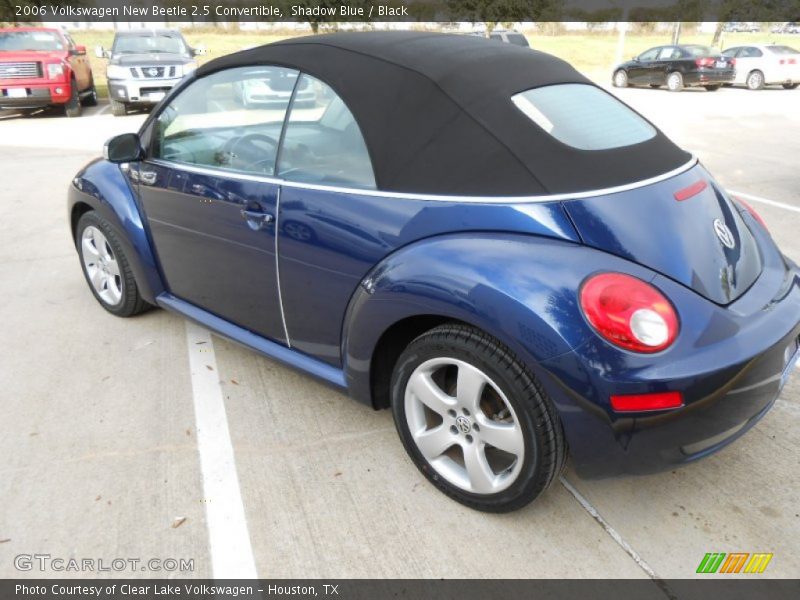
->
[[511, 83, 657, 151]]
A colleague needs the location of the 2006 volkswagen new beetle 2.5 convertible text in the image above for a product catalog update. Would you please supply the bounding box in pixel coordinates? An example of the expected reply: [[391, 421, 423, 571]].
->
[[68, 32, 800, 512]]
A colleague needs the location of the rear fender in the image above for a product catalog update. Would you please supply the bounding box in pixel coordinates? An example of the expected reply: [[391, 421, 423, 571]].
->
[[341, 233, 658, 408], [68, 158, 164, 304]]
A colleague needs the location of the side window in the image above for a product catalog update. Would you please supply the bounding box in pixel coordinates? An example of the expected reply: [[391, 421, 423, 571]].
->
[[638, 48, 659, 61], [152, 66, 298, 176], [657, 47, 676, 60], [741, 47, 763, 58], [722, 48, 739, 58], [277, 74, 375, 190]]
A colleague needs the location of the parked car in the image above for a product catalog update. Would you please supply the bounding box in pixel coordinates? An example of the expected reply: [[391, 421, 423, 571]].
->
[[771, 22, 800, 34], [613, 44, 735, 91], [489, 29, 530, 47], [96, 29, 203, 116], [0, 26, 96, 117], [232, 66, 317, 108], [68, 33, 800, 512], [723, 22, 760, 33], [722, 44, 800, 89]]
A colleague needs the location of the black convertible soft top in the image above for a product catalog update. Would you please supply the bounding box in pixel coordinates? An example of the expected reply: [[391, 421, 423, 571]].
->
[[197, 32, 691, 196]]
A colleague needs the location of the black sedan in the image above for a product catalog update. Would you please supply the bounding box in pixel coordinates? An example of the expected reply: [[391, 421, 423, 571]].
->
[[613, 44, 735, 91]]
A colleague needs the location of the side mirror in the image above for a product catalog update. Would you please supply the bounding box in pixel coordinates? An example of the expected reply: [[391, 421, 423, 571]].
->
[[95, 46, 106, 59], [104, 133, 144, 163], [192, 44, 207, 56], [73, 44, 87, 56]]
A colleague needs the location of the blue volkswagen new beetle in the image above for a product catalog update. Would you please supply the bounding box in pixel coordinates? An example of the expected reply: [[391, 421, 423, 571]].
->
[[68, 32, 800, 512]]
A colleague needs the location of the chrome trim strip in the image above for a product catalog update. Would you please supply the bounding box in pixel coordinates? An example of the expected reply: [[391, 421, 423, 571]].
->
[[147, 156, 698, 204], [274, 186, 292, 348]]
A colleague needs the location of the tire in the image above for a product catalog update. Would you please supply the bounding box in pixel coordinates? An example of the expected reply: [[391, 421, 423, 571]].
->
[[612, 69, 628, 88], [746, 70, 765, 90], [666, 71, 684, 92], [110, 98, 127, 117], [704, 85, 721, 91], [390, 323, 567, 513], [81, 78, 98, 107], [64, 82, 82, 117], [782, 83, 799, 90], [75, 212, 150, 317]]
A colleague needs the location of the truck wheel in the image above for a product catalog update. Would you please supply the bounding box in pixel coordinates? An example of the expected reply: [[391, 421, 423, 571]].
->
[[81, 78, 98, 107], [64, 83, 82, 118], [391, 323, 567, 512], [110, 99, 127, 117]]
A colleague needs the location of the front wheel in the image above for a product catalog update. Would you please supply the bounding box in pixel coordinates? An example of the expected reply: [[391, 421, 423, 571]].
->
[[612, 69, 628, 88], [782, 83, 799, 90], [746, 70, 765, 90], [667, 71, 684, 92], [390, 324, 566, 512], [75, 212, 149, 317], [64, 83, 82, 117], [110, 98, 127, 117]]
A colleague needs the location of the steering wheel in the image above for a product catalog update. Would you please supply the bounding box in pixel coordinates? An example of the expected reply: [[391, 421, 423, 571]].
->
[[220, 133, 278, 173]]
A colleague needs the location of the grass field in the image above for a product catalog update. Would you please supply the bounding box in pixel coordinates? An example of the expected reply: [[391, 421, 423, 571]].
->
[[68, 28, 800, 98]]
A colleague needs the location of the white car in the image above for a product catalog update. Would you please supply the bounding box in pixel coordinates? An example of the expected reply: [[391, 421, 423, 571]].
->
[[722, 44, 800, 89]]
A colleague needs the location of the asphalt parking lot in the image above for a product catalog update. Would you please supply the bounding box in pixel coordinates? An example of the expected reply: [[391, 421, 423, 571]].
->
[[0, 84, 798, 582]]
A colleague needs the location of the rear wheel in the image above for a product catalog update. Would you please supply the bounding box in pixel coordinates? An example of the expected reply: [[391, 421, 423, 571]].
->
[[667, 71, 684, 92], [704, 85, 721, 91], [64, 83, 82, 117], [390, 323, 566, 512], [613, 69, 628, 88], [782, 83, 799, 90], [746, 70, 765, 90], [75, 212, 149, 317], [110, 99, 127, 117]]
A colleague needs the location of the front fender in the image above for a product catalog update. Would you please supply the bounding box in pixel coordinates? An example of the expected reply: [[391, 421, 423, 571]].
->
[[341, 232, 658, 407], [68, 159, 164, 304]]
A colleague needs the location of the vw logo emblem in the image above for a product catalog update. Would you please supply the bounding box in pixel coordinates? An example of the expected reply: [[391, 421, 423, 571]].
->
[[455, 415, 471, 434], [713, 219, 735, 249], [148, 67, 159, 77]]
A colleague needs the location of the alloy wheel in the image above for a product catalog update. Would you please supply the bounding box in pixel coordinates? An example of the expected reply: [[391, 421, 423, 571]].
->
[[404, 357, 525, 494], [81, 225, 123, 306]]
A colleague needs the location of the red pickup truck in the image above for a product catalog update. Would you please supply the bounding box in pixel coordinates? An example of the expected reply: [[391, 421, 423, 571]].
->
[[0, 27, 96, 117]]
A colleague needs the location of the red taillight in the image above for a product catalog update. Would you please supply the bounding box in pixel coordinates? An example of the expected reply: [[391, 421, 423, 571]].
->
[[610, 391, 684, 412], [779, 59, 786, 65], [789, 58, 797, 65], [695, 57, 715, 68], [580, 273, 679, 353], [730, 58, 736, 66], [733, 196, 769, 230]]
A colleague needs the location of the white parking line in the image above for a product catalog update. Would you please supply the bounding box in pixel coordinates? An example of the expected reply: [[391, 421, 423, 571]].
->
[[96, 103, 109, 116], [729, 190, 800, 214], [185, 321, 258, 578], [559, 477, 673, 595]]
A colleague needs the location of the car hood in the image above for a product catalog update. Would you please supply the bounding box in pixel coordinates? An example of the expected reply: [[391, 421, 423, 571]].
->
[[562, 163, 763, 305], [0, 50, 66, 62], [110, 53, 191, 66]]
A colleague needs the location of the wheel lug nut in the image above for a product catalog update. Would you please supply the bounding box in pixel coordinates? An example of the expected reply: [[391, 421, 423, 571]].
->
[[465, 434, 473, 444], [462, 408, 470, 416], [472, 423, 480, 432], [447, 409, 457, 418], [450, 425, 458, 435]]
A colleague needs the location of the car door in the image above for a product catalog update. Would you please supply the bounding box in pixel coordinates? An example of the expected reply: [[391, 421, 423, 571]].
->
[[650, 46, 680, 84], [735, 46, 764, 84], [628, 47, 659, 83], [274, 73, 381, 365], [137, 66, 297, 343]]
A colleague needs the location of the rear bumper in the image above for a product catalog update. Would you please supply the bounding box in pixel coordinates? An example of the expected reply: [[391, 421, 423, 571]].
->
[[684, 70, 735, 85], [542, 224, 800, 478], [108, 77, 181, 105], [0, 81, 70, 108]]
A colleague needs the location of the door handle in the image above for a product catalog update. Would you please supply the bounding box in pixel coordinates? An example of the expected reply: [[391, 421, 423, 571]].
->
[[140, 170, 157, 186], [240, 209, 274, 230]]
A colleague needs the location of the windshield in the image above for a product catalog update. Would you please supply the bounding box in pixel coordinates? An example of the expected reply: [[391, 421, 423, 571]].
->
[[0, 31, 65, 52], [112, 34, 187, 56], [767, 45, 799, 55], [682, 45, 715, 57]]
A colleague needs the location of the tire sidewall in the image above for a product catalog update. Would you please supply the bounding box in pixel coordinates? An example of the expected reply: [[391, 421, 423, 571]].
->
[[390, 329, 551, 511], [75, 212, 137, 316], [667, 72, 683, 91]]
